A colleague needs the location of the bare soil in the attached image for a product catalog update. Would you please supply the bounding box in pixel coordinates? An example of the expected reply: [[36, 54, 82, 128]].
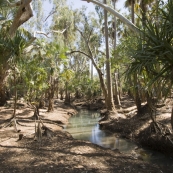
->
[[99, 95, 173, 157], [0, 98, 172, 173]]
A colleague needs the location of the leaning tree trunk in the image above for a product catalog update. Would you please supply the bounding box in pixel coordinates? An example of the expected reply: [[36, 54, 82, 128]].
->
[[8, 0, 33, 38], [83, 0, 140, 33], [97, 68, 108, 104]]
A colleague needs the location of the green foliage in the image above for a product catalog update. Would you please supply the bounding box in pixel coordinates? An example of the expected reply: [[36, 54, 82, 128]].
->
[[19, 58, 48, 101], [61, 69, 74, 81], [125, 0, 173, 97]]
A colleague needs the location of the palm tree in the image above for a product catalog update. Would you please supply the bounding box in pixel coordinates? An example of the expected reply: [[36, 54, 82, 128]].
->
[[125, 0, 136, 24], [124, 0, 143, 113], [127, 0, 173, 128], [0, 0, 34, 105], [139, 0, 155, 26]]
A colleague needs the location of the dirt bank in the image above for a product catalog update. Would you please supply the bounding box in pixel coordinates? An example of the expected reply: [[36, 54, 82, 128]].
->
[[99, 96, 173, 158], [0, 99, 172, 173]]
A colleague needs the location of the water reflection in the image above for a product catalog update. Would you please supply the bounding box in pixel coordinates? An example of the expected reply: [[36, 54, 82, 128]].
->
[[65, 110, 136, 153], [64, 110, 173, 168]]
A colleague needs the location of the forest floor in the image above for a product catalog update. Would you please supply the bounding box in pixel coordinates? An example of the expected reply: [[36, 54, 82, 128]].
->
[[0, 97, 173, 173]]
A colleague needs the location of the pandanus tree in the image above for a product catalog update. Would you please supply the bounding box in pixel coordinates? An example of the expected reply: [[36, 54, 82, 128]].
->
[[124, 0, 142, 113], [82, 0, 171, 115], [0, 0, 34, 105], [126, 0, 173, 131]]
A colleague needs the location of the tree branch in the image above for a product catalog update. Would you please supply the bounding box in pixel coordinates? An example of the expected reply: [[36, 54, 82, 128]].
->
[[67, 50, 91, 59], [33, 27, 69, 38], [5, 0, 21, 7], [87, 27, 93, 44], [44, 9, 61, 22], [34, 31, 50, 38], [51, 28, 68, 34], [76, 27, 94, 58], [82, 0, 140, 33], [9, 0, 33, 38]]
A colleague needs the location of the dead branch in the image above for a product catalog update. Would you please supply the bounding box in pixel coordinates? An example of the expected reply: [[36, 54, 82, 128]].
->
[[33, 27, 69, 38], [44, 10, 61, 22], [34, 31, 50, 38], [51, 28, 67, 34]]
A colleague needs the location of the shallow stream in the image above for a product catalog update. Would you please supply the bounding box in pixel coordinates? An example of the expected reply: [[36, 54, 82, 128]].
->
[[64, 109, 173, 168]]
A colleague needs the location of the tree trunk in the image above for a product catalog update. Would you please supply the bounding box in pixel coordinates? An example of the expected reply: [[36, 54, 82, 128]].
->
[[131, 0, 135, 24], [48, 98, 54, 112], [13, 68, 17, 119], [64, 82, 70, 105], [0, 87, 7, 106], [9, 0, 33, 38], [114, 72, 121, 107], [134, 74, 142, 114], [60, 92, 64, 100], [140, 1, 147, 27], [113, 0, 121, 107], [47, 78, 55, 112], [171, 107, 173, 130], [39, 95, 45, 108], [0, 64, 9, 106], [104, 0, 116, 112], [98, 69, 108, 103]]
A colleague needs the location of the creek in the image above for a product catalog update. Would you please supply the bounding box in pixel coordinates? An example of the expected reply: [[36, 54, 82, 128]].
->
[[64, 109, 173, 168]]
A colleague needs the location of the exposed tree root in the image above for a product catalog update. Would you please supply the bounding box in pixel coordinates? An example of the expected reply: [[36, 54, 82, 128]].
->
[[0, 118, 20, 132], [15, 119, 64, 128], [149, 121, 173, 146], [42, 125, 54, 139]]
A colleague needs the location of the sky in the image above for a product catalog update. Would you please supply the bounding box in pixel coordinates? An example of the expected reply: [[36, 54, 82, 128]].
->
[[42, 0, 127, 33], [67, 0, 126, 13]]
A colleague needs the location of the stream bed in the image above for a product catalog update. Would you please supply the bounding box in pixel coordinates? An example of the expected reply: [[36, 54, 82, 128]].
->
[[64, 109, 173, 168]]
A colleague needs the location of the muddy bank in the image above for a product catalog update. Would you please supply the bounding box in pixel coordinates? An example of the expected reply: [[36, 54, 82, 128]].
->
[[0, 99, 172, 173], [98, 97, 173, 158]]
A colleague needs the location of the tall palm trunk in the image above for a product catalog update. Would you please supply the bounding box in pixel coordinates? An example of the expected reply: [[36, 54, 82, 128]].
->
[[140, 0, 147, 27], [113, 0, 121, 107], [129, 0, 142, 113], [104, 0, 116, 111], [131, 0, 135, 24]]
